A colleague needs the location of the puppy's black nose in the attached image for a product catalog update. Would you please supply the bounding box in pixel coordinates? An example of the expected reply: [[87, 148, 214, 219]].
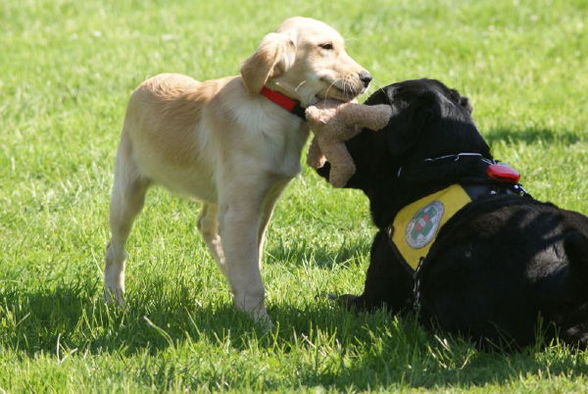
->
[[358, 71, 372, 88]]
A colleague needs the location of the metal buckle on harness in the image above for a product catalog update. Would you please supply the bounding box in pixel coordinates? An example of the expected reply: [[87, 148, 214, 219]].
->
[[412, 256, 426, 311], [512, 183, 530, 197]]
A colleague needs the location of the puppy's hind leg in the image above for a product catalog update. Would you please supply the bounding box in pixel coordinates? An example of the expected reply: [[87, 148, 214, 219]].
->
[[197, 203, 228, 277], [104, 139, 150, 305]]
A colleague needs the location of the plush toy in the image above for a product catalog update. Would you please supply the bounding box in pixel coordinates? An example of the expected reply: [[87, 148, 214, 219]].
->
[[305, 99, 392, 187]]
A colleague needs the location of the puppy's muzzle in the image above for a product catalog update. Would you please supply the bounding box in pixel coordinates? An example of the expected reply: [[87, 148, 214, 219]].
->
[[358, 70, 372, 88]]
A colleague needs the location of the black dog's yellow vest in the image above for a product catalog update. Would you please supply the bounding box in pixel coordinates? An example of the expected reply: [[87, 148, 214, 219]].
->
[[390, 184, 472, 271]]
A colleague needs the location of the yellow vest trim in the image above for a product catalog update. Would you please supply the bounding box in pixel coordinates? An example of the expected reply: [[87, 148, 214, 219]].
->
[[391, 184, 472, 271]]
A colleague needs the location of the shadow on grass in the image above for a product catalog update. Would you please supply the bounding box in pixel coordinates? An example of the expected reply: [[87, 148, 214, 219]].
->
[[2, 283, 587, 390], [266, 236, 370, 269], [485, 127, 584, 145]]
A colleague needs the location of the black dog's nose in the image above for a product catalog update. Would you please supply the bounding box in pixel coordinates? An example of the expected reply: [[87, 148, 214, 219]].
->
[[358, 71, 372, 88]]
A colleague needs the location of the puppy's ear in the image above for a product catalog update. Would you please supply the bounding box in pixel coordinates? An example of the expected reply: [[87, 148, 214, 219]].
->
[[387, 91, 441, 156], [240, 32, 296, 94]]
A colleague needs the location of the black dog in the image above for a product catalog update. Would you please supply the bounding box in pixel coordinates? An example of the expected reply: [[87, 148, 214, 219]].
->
[[317, 79, 588, 349]]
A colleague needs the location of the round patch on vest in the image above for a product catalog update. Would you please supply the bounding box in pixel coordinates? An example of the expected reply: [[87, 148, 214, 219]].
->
[[405, 200, 445, 249]]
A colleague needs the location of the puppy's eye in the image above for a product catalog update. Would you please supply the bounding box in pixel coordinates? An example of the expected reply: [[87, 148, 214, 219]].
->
[[319, 42, 334, 50]]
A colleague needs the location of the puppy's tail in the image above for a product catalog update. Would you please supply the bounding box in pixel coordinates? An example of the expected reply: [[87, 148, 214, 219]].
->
[[564, 232, 588, 298]]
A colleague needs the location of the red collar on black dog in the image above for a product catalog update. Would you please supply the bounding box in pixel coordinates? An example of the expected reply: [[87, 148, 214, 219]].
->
[[259, 86, 307, 120]]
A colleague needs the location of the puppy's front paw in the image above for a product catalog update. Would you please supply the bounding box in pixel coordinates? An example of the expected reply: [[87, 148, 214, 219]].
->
[[252, 309, 274, 333], [104, 287, 126, 307]]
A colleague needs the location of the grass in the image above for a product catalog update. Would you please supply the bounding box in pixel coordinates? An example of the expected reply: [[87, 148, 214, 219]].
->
[[1, 0, 587, 391]]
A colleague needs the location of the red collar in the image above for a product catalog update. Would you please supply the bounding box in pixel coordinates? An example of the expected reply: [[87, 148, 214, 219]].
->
[[259, 86, 306, 119]]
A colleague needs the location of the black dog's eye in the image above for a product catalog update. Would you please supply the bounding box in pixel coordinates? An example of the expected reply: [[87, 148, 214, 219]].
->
[[319, 42, 334, 50]]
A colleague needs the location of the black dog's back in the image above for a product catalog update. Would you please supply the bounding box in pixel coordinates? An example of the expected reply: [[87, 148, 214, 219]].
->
[[419, 196, 588, 348]]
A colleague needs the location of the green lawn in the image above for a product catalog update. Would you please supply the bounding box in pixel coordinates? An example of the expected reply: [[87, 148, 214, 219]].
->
[[1, 0, 587, 391]]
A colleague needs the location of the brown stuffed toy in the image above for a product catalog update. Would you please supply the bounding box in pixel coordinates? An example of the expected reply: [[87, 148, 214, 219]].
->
[[305, 99, 392, 187]]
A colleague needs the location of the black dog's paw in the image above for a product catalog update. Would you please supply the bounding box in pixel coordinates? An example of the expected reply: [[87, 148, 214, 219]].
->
[[334, 293, 366, 310], [316, 293, 339, 301], [338, 294, 361, 308], [317, 293, 361, 308]]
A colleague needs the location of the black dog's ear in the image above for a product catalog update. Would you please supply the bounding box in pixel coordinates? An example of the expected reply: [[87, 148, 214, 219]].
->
[[460, 96, 473, 114], [364, 87, 393, 106], [387, 91, 441, 157], [448, 88, 473, 114]]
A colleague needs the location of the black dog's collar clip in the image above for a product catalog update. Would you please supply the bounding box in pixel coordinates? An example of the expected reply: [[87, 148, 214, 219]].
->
[[486, 163, 520, 183]]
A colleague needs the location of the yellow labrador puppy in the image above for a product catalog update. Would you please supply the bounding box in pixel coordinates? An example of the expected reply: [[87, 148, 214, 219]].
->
[[105, 17, 371, 326]]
